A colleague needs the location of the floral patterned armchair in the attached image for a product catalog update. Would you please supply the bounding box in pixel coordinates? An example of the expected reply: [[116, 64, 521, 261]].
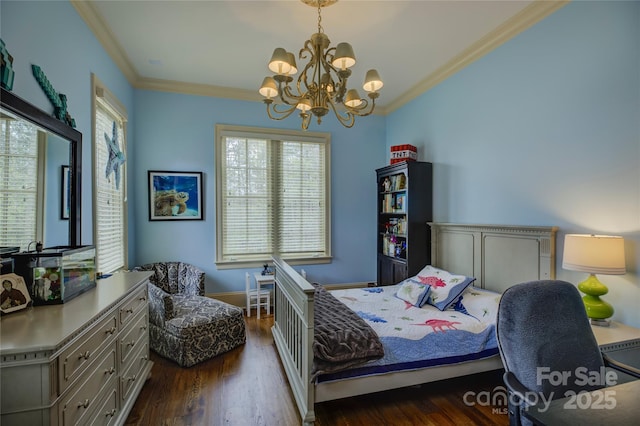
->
[[133, 261, 246, 367]]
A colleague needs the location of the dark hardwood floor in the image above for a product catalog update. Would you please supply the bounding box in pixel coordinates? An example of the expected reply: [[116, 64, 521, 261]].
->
[[125, 313, 509, 425]]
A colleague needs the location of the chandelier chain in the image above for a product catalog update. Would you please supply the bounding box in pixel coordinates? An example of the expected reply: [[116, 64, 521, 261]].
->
[[317, 4, 323, 34]]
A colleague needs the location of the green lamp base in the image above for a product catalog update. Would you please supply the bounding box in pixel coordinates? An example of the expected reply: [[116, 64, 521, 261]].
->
[[578, 274, 614, 321]]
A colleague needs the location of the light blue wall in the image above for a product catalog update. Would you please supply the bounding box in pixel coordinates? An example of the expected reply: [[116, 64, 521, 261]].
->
[[133, 90, 385, 292], [387, 0, 640, 327], [1, 0, 136, 260], [44, 135, 70, 246]]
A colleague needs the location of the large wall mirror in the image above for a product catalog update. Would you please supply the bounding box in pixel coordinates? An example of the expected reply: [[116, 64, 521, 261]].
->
[[1, 87, 82, 250]]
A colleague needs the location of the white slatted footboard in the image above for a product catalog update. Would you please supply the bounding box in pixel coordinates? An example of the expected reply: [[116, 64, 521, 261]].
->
[[271, 256, 316, 425]]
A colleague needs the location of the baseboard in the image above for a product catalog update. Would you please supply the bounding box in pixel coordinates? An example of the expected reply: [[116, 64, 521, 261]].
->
[[206, 291, 246, 308]]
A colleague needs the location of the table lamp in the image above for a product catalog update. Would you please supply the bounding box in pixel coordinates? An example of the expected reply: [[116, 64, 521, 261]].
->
[[562, 234, 625, 326]]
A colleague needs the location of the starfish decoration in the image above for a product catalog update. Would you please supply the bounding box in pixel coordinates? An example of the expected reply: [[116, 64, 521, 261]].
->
[[105, 121, 126, 189]]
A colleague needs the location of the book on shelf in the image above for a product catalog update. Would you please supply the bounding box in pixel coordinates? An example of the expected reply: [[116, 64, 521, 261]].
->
[[383, 193, 392, 212], [390, 173, 407, 191], [395, 194, 406, 212]]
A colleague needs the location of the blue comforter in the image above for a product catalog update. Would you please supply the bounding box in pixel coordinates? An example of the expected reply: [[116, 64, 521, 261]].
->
[[318, 285, 500, 382]]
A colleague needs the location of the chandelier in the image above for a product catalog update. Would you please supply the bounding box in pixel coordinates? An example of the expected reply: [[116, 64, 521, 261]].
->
[[259, 0, 383, 130]]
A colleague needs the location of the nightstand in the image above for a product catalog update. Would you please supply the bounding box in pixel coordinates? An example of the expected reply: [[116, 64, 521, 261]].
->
[[591, 320, 640, 351], [592, 321, 640, 383]]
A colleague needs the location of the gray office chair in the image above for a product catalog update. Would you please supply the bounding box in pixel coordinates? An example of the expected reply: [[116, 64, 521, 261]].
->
[[496, 280, 640, 426]]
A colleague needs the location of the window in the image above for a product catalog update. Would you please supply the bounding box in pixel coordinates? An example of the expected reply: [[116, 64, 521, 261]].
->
[[215, 124, 331, 268], [92, 75, 128, 273], [0, 117, 44, 251]]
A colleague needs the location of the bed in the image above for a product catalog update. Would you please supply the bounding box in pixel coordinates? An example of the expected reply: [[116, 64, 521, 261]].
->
[[272, 222, 558, 425]]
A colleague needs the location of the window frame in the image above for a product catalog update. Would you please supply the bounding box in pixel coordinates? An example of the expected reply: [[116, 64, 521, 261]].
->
[[214, 124, 332, 269], [91, 74, 128, 273]]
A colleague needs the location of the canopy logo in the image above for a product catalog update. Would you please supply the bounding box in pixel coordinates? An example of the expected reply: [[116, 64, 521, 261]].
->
[[463, 366, 620, 415]]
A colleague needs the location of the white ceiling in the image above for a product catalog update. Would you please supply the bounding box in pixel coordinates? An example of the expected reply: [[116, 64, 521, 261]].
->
[[76, 0, 564, 113]]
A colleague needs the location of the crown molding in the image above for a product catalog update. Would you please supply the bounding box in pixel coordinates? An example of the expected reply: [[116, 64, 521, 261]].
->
[[73, 0, 568, 115], [71, 0, 139, 85], [385, 0, 570, 114], [135, 77, 259, 101]]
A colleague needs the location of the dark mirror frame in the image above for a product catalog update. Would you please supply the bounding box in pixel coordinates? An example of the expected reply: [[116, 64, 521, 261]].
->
[[1, 87, 82, 247]]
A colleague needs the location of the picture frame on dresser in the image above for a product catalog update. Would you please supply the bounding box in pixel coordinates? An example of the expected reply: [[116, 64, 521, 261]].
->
[[0, 273, 31, 314]]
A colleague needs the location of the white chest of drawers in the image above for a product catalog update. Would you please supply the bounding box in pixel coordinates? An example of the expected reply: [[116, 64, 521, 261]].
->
[[0, 272, 153, 425]]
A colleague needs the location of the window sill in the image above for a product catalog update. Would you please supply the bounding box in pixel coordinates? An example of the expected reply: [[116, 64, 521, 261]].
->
[[215, 256, 332, 270]]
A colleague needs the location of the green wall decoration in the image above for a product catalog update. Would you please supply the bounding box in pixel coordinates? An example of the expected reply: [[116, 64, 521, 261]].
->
[[31, 64, 76, 128], [0, 39, 15, 91]]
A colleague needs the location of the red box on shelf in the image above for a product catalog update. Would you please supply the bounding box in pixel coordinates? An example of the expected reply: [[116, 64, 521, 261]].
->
[[390, 144, 417, 164]]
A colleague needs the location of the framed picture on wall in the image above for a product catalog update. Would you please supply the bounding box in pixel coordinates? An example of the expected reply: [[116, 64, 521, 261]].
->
[[61, 165, 70, 220], [148, 170, 203, 221]]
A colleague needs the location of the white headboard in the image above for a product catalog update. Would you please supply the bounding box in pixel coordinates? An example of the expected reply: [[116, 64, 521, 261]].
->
[[429, 223, 558, 294]]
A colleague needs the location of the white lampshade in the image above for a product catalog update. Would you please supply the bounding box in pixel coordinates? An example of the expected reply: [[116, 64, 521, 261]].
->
[[363, 69, 383, 93], [332, 42, 356, 70], [562, 234, 626, 275], [344, 89, 363, 108], [268, 48, 292, 75], [320, 73, 334, 93], [296, 98, 312, 112], [259, 77, 278, 99], [286, 52, 298, 75]]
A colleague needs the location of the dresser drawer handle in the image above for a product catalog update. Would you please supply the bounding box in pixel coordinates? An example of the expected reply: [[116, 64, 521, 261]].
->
[[77, 399, 90, 409], [78, 351, 91, 360], [139, 296, 147, 302], [105, 408, 117, 417], [127, 374, 137, 382], [105, 326, 117, 335], [105, 366, 116, 375], [126, 340, 136, 348], [125, 308, 134, 314]]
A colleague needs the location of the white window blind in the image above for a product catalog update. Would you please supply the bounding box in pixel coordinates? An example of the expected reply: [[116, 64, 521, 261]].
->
[[216, 125, 330, 267], [0, 117, 41, 251], [93, 79, 127, 274], [278, 141, 326, 255]]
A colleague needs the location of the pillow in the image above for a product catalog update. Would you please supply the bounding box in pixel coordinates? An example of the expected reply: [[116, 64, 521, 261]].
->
[[414, 265, 476, 311], [395, 279, 431, 307]]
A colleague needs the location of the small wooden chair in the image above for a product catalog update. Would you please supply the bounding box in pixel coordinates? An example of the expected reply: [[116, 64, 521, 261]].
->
[[245, 272, 270, 318]]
